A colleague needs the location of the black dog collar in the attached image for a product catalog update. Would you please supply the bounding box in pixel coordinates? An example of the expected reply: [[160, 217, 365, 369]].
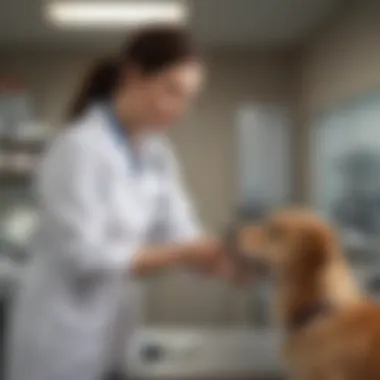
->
[[287, 301, 332, 332]]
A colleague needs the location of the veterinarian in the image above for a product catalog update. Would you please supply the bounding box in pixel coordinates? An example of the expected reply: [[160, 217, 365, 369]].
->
[[7, 26, 230, 380]]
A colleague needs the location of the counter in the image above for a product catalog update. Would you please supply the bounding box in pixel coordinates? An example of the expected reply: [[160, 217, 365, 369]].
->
[[125, 328, 284, 379]]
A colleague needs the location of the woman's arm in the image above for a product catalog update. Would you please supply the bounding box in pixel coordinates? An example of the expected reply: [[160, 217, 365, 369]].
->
[[130, 238, 221, 276], [38, 134, 224, 280], [126, 140, 233, 278], [158, 140, 203, 242], [39, 134, 145, 278]]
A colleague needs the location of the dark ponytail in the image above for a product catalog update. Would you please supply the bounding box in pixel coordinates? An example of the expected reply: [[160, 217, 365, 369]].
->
[[67, 25, 199, 121], [67, 58, 119, 120]]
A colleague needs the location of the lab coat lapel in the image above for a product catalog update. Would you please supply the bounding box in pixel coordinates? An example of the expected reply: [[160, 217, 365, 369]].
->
[[83, 106, 153, 225]]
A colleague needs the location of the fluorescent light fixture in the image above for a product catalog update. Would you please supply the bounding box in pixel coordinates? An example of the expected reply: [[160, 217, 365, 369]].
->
[[45, 1, 188, 28]]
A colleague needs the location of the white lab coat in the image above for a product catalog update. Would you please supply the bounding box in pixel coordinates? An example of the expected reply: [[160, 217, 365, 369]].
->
[[7, 105, 201, 380]]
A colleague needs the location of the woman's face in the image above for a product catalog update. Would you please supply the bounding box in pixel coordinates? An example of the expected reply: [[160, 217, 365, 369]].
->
[[126, 60, 204, 130]]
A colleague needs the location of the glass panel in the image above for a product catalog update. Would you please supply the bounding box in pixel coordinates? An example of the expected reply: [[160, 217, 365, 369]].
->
[[236, 105, 292, 328], [237, 106, 292, 212], [310, 92, 380, 296]]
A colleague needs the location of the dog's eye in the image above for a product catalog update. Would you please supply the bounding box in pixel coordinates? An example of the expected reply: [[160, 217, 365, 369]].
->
[[266, 223, 285, 241]]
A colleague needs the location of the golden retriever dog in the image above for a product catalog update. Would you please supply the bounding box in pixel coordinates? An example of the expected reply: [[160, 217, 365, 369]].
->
[[235, 208, 380, 380]]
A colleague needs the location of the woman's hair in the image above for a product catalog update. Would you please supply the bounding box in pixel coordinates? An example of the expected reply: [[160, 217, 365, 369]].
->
[[67, 25, 199, 121]]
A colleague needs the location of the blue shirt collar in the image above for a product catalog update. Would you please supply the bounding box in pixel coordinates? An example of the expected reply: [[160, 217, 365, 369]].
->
[[103, 102, 129, 145], [102, 102, 141, 173]]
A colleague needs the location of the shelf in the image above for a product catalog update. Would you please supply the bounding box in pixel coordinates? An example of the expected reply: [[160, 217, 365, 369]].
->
[[0, 170, 33, 186], [0, 137, 46, 153]]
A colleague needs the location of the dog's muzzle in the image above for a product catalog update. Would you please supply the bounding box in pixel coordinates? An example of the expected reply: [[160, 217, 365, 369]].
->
[[223, 224, 270, 276]]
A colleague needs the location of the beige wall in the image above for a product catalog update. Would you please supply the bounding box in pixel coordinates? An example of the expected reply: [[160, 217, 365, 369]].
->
[[0, 51, 295, 325], [298, 0, 380, 200]]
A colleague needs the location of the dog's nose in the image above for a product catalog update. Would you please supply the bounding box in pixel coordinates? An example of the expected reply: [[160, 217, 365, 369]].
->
[[238, 225, 266, 254], [223, 224, 269, 276]]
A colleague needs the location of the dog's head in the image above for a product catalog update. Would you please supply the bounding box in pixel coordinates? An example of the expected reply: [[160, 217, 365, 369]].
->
[[237, 208, 339, 280]]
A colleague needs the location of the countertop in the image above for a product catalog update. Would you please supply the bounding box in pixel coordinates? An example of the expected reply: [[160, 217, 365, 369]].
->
[[125, 327, 284, 379]]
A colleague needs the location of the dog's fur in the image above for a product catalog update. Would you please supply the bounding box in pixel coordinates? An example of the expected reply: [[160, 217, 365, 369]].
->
[[238, 208, 380, 380]]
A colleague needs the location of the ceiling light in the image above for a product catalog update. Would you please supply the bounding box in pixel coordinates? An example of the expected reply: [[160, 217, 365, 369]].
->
[[45, 1, 188, 28]]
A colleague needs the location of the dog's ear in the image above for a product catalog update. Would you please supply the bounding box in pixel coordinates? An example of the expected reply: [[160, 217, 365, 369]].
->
[[293, 224, 334, 277], [284, 225, 335, 329]]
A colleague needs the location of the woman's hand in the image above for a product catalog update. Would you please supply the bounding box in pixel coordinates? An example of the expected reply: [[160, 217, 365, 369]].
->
[[181, 237, 224, 273], [130, 238, 224, 277], [181, 238, 258, 281], [208, 247, 258, 285], [230, 267, 257, 286], [130, 237, 258, 281]]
